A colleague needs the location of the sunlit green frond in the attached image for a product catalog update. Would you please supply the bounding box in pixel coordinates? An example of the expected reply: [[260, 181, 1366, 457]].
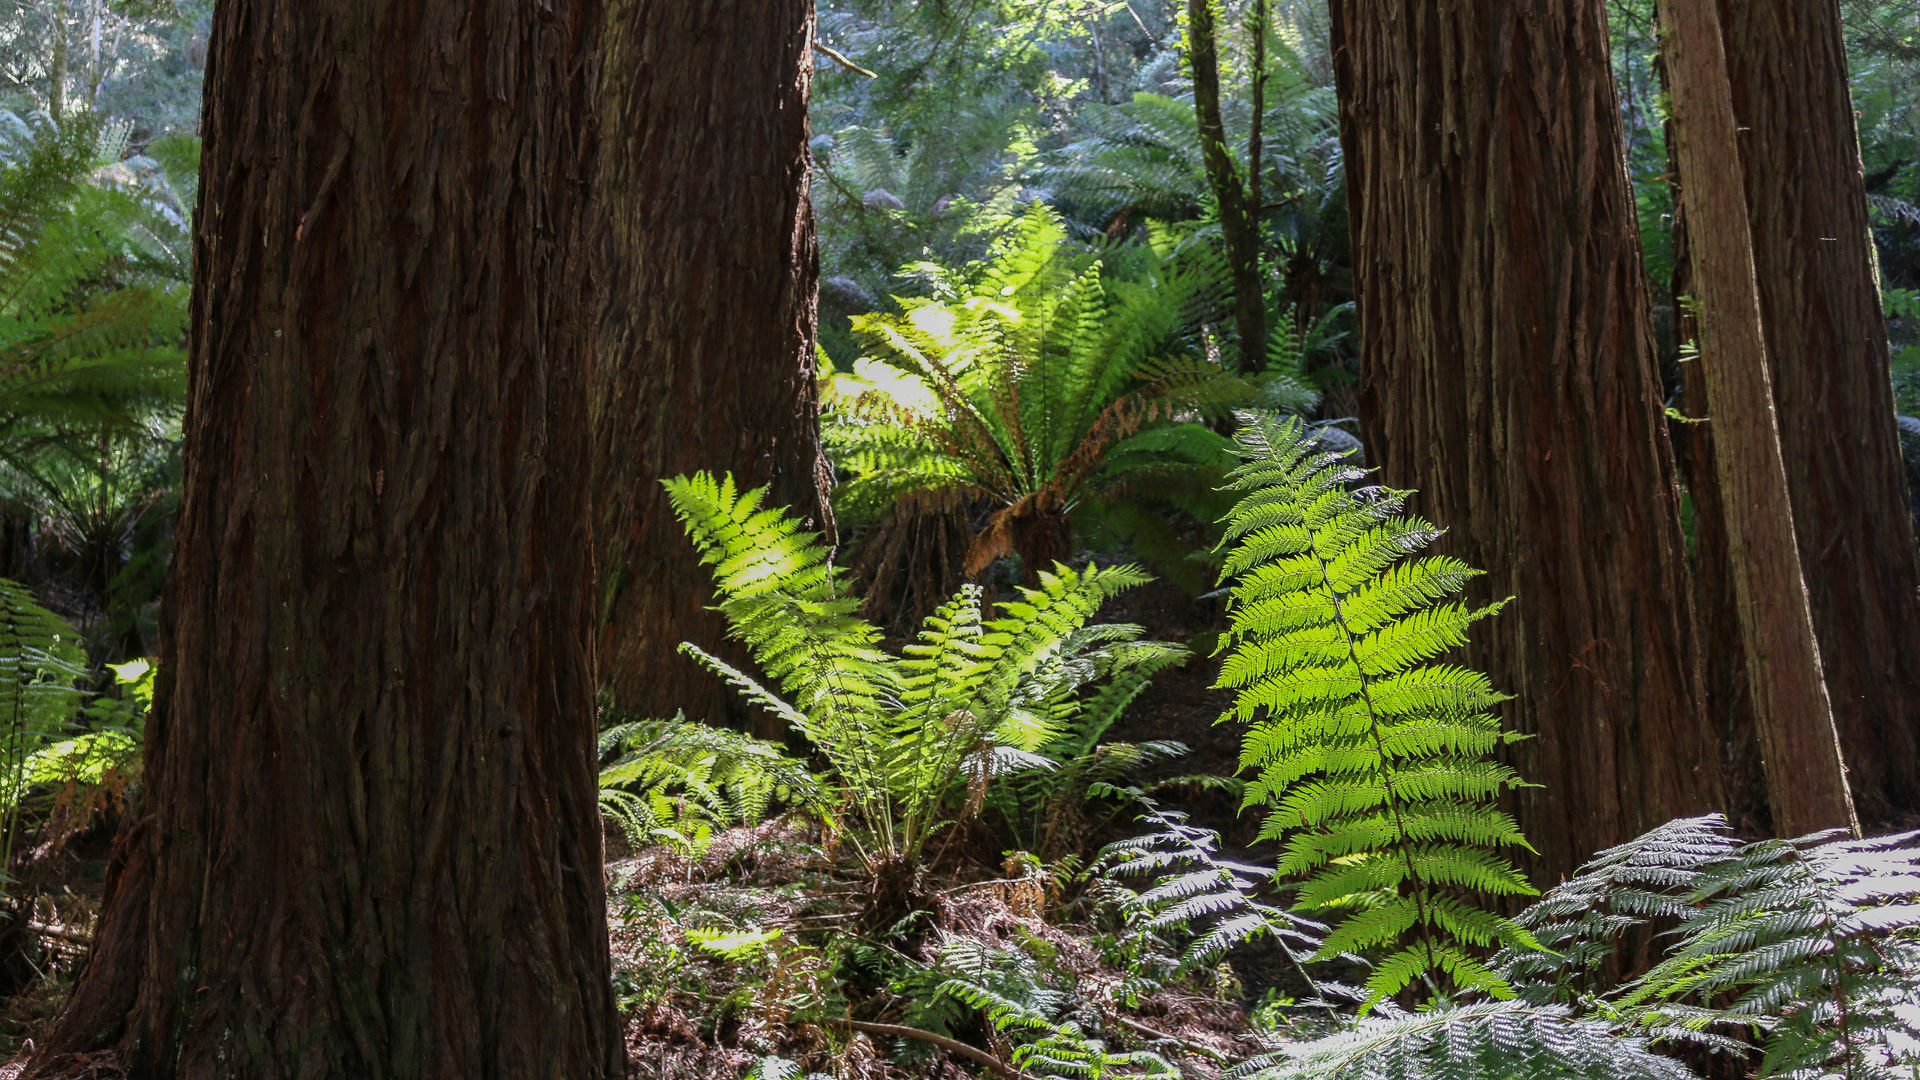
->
[[1214, 412, 1534, 1007]]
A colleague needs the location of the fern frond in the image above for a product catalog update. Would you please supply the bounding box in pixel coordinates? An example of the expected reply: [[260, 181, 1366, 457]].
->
[[1214, 412, 1535, 1007]]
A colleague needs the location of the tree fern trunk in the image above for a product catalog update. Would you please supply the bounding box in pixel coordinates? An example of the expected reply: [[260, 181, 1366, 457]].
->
[[1330, 0, 1728, 883], [1712, 0, 1920, 824], [23, 0, 623, 1075], [1187, 0, 1265, 374], [1655, 0, 1857, 837], [594, 0, 833, 734]]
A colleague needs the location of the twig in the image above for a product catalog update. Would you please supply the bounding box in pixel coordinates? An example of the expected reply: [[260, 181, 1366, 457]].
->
[[1111, 1014, 1228, 1063], [813, 41, 878, 79], [26, 922, 91, 946], [827, 1018, 1020, 1079]]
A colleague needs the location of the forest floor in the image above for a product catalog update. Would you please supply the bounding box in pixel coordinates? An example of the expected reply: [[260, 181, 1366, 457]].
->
[[604, 577, 1312, 1079], [0, 578, 1309, 1075]]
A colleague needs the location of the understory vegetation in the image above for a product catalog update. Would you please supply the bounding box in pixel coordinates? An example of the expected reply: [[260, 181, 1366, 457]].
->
[[0, 0, 1916, 1076]]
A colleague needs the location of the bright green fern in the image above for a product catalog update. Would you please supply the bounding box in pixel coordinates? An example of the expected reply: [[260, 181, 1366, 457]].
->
[[1212, 412, 1538, 1005], [663, 471, 1185, 871]]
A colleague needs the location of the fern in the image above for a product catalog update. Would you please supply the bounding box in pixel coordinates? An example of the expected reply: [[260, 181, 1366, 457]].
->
[[597, 714, 825, 858], [1615, 824, 1920, 1079], [824, 204, 1249, 588], [1098, 801, 1325, 991], [931, 938, 1180, 1079], [1226, 1000, 1698, 1080], [1213, 412, 1538, 1005], [663, 472, 1179, 871], [0, 577, 89, 884]]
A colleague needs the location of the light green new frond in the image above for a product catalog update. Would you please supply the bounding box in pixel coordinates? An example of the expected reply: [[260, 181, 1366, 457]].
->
[[1214, 412, 1532, 1008]]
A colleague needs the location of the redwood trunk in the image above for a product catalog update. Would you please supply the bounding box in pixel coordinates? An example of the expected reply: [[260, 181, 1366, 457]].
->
[[1655, 0, 1856, 837], [1716, 0, 1920, 824], [594, 0, 831, 731], [27, 0, 622, 1075], [1330, 0, 1727, 883]]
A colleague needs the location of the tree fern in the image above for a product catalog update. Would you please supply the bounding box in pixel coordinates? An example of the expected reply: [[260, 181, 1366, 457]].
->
[[1213, 412, 1538, 1005], [662, 472, 1181, 871], [824, 203, 1251, 589]]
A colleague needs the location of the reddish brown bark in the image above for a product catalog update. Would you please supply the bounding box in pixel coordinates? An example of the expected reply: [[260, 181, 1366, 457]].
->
[[1329, 0, 1727, 883], [593, 0, 831, 731], [1657, 0, 1857, 838], [25, 0, 622, 1075], [1715, 0, 1920, 824]]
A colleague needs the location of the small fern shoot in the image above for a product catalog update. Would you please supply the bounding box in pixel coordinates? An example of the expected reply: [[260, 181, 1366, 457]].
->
[[1213, 413, 1538, 1005]]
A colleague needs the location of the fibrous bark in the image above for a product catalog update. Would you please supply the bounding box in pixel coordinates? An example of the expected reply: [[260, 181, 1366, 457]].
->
[[1330, 0, 1727, 883], [1655, 0, 1857, 837], [1714, 0, 1920, 823], [594, 0, 831, 731], [26, 0, 622, 1075]]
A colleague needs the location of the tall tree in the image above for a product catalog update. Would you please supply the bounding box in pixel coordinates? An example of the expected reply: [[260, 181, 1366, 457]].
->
[[1329, 0, 1728, 882], [1656, 0, 1859, 837], [1186, 0, 1266, 372], [1712, 0, 1920, 823], [22, 0, 623, 1075], [594, 0, 832, 731]]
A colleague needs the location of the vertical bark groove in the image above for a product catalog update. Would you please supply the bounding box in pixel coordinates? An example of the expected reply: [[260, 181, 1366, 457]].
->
[[593, 0, 831, 731], [27, 0, 622, 1075], [1330, 0, 1726, 884]]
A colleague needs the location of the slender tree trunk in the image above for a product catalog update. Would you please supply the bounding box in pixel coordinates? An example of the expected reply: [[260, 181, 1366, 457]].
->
[[48, 0, 67, 120], [1714, 0, 1920, 824], [1668, 212, 1772, 834], [1330, 0, 1727, 883], [1187, 0, 1265, 373], [24, 0, 623, 1075], [1654, 0, 1857, 837], [594, 0, 831, 733]]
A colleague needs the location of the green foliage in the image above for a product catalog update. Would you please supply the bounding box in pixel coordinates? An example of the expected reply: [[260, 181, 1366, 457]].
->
[[0, 110, 189, 464], [933, 938, 1180, 1079], [1226, 1000, 1697, 1080], [597, 715, 826, 859], [0, 577, 94, 881], [1099, 802, 1323, 988], [1213, 413, 1538, 1005], [663, 471, 1182, 870], [826, 204, 1258, 590], [1595, 819, 1920, 1079]]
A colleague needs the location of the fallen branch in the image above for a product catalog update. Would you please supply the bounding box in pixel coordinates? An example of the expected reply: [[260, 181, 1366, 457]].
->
[[812, 41, 878, 79], [26, 922, 91, 946], [827, 1017, 1020, 1079]]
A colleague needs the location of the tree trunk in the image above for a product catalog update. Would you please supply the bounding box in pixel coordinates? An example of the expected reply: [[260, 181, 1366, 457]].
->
[[48, 0, 67, 120], [1186, 0, 1265, 373], [1654, 0, 1857, 837], [1330, 0, 1727, 884], [25, 0, 623, 1075], [1668, 213, 1772, 835], [594, 0, 831, 733], [1715, 0, 1920, 824]]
